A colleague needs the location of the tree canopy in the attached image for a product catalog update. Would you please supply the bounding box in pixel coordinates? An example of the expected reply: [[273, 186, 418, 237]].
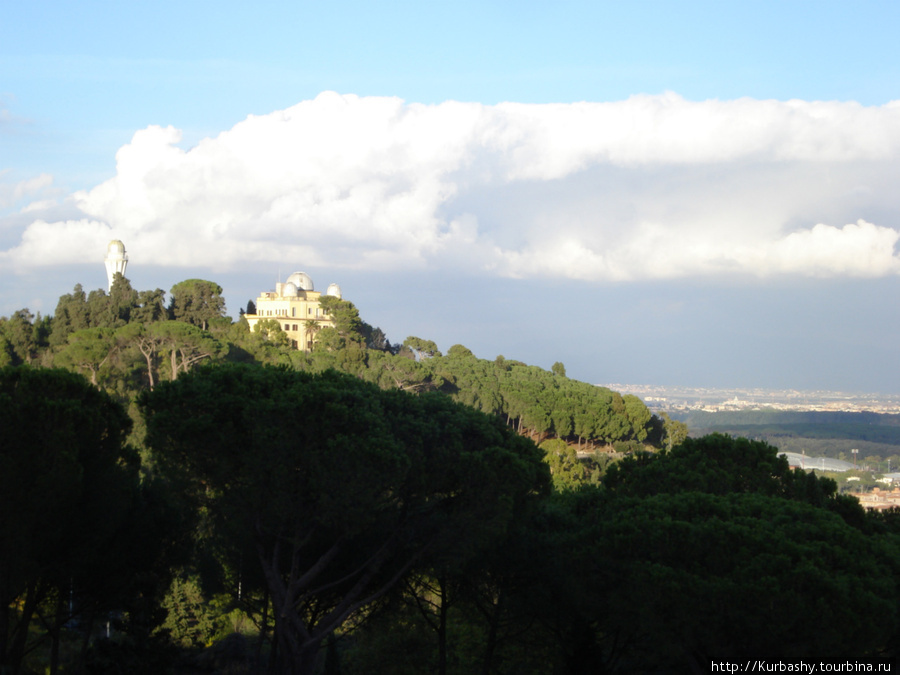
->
[[140, 363, 549, 675], [168, 279, 226, 331], [0, 367, 144, 674]]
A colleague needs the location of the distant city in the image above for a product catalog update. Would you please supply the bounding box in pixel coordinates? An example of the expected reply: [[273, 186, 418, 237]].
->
[[600, 384, 900, 415]]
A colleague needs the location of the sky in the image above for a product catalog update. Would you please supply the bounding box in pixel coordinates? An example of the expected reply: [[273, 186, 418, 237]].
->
[[3, 1, 900, 393]]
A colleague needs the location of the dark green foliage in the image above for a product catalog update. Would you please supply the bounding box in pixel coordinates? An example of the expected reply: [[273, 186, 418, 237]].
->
[[0, 367, 141, 674], [603, 433, 858, 515], [594, 491, 895, 666], [517, 434, 900, 671], [140, 363, 549, 675]]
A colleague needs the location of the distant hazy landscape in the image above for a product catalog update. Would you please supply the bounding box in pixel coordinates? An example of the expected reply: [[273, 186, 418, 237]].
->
[[607, 383, 900, 468], [604, 383, 900, 414]]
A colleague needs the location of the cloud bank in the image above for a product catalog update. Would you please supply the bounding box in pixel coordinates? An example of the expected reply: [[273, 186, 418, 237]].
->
[[4, 91, 900, 280]]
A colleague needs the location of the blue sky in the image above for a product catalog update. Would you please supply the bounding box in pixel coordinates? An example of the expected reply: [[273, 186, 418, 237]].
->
[[3, 1, 900, 392]]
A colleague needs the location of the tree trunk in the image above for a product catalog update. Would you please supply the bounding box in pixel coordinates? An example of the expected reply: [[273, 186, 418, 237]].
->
[[272, 616, 321, 675], [437, 577, 449, 675], [480, 587, 504, 675], [5, 580, 43, 675], [49, 591, 66, 675], [139, 343, 156, 389], [256, 587, 270, 668]]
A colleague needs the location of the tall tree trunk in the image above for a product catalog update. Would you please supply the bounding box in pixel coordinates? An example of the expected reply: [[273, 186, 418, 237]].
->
[[140, 345, 155, 389], [437, 576, 449, 675], [5, 580, 43, 675], [49, 590, 66, 675], [480, 587, 504, 675], [256, 587, 270, 668]]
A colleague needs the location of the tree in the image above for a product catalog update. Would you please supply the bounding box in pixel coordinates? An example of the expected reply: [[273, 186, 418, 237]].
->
[[0, 336, 14, 367], [151, 321, 225, 381], [659, 411, 689, 451], [132, 288, 167, 324], [551, 361, 566, 377], [54, 327, 117, 387], [106, 273, 140, 326], [253, 318, 292, 348], [49, 285, 90, 348], [140, 364, 549, 675], [361, 322, 392, 351], [403, 336, 441, 360], [318, 295, 364, 344], [0, 309, 36, 364], [115, 322, 166, 389], [446, 344, 474, 359], [168, 279, 226, 331], [622, 393, 653, 442], [0, 366, 142, 675]]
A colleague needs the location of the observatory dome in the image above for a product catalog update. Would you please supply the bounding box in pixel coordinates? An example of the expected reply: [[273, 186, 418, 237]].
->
[[107, 240, 126, 257], [285, 271, 314, 291], [325, 283, 342, 299], [282, 282, 299, 297]]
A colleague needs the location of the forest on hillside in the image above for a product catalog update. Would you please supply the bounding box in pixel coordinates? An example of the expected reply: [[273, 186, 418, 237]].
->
[[0, 275, 682, 458], [3, 276, 900, 674]]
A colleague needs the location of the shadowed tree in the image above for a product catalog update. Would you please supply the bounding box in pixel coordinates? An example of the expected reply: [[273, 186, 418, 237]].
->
[[140, 364, 548, 675], [0, 366, 142, 675]]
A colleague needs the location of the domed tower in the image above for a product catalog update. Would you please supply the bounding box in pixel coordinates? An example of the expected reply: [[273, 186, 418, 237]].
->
[[104, 240, 128, 291], [325, 283, 342, 299], [285, 271, 315, 292]]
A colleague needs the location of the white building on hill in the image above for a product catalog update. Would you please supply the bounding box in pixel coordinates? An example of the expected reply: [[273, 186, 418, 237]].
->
[[243, 271, 343, 351]]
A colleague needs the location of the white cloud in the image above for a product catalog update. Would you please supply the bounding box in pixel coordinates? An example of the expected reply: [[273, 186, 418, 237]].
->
[[0, 172, 54, 209], [4, 91, 900, 281]]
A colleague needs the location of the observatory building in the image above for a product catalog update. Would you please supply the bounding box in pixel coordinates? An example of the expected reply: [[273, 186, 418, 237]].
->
[[243, 271, 344, 351], [104, 240, 128, 291]]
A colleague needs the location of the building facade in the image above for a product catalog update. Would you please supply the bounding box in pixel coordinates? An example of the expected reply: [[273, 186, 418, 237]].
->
[[243, 271, 343, 351]]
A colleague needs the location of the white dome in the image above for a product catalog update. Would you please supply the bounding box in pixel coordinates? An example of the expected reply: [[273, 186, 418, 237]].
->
[[107, 239, 126, 257], [282, 282, 299, 297], [325, 283, 342, 299], [285, 271, 314, 291]]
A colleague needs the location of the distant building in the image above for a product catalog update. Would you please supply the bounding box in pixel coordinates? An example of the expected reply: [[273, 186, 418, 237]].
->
[[104, 240, 128, 291], [243, 271, 343, 351], [849, 487, 900, 511]]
